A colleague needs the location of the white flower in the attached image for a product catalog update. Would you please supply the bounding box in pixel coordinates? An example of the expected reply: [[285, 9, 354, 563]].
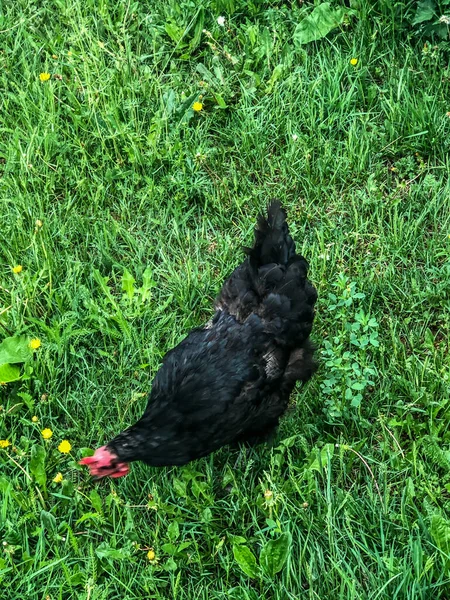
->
[[292, 134, 298, 141], [217, 16, 226, 26], [439, 15, 450, 24]]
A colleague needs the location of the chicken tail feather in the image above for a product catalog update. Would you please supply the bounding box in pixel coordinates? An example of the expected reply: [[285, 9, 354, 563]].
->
[[245, 201, 296, 266]]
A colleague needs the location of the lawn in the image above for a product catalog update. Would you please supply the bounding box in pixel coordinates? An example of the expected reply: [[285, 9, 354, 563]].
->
[[1, 0, 450, 598]]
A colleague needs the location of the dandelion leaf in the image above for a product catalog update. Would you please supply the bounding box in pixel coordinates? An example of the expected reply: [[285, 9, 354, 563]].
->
[[30, 445, 47, 488], [294, 3, 349, 45], [0, 335, 33, 364], [0, 363, 21, 383], [260, 532, 291, 577], [232, 544, 259, 578], [412, 0, 436, 25]]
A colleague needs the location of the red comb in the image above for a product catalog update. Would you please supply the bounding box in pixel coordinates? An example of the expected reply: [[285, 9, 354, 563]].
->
[[79, 455, 96, 465]]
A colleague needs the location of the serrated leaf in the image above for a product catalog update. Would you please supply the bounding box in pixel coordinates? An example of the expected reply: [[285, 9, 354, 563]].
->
[[265, 63, 285, 93], [121, 269, 135, 300], [95, 541, 130, 561], [294, 3, 348, 45], [172, 477, 187, 497], [232, 544, 259, 578], [167, 521, 180, 542], [0, 335, 33, 364], [89, 489, 103, 513], [140, 266, 155, 303], [165, 21, 185, 44], [17, 391, 34, 410], [260, 532, 291, 577], [0, 363, 21, 383], [76, 512, 103, 525], [30, 445, 46, 488], [430, 514, 450, 555], [40, 510, 57, 533], [308, 443, 335, 472]]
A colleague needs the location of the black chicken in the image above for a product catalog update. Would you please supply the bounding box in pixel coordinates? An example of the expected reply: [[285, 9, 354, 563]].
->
[[80, 202, 317, 478]]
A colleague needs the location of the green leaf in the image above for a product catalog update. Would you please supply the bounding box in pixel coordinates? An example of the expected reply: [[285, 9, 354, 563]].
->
[[294, 3, 348, 45], [308, 443, 335, 472], [140, 266, 155, 303], [214, 92, 227, 109], [165, 21, 186, 45], [30, 445, 46, 488], [167, 521, 180, 542], [172, 477, 187, 497], [430, 514, 450, 567], [0, 335, 33, 364], [412, 0, 436, 25], [76, 512, 103, 525], [89, 489, 103, 513], [164, 557, 178, 571], [0, 363, 21, 383], [175, 91, 200, 124], [260, 532, 291, 577], [351, 382, 365, 390], [95, 541, 130, 561], [351, 393, 362, 407], [17, 391, 34, 410], [41, 510, 57, 533], [188, 7, 204, 52], [265, 64, 285, 93], [61, 478, 74, 497], [121, 269, 135, 300], [93, 269, 117, 308], [161, 542, 178, 555], [228, 535, 247, 545], [232, 544, 259, 578]]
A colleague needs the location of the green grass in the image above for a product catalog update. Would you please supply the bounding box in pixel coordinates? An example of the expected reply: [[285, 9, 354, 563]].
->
[[1, 0, 450, 597]]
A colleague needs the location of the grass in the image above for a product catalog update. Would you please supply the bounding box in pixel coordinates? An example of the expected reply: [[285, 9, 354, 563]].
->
[[1, 0, 450, 597]]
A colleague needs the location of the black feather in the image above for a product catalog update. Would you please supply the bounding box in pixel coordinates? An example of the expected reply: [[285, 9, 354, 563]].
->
[[107, 202, 318, 467]]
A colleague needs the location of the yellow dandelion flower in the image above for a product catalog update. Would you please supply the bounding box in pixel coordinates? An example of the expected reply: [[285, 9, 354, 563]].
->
[[30, 338, 41, 350], [41, 428, 53, 440], [147, 549, 156, 561], [12, 265, 23, 274], [0, 440, 10, 449], [39, 72, 51, 82], [192, 102, 203, 112], [58, 440, 72, 453], [53, 472, 63, 483], [350, 58, 358, 66], [32, 416, 39, 423], [35, 219, 43, 228]]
